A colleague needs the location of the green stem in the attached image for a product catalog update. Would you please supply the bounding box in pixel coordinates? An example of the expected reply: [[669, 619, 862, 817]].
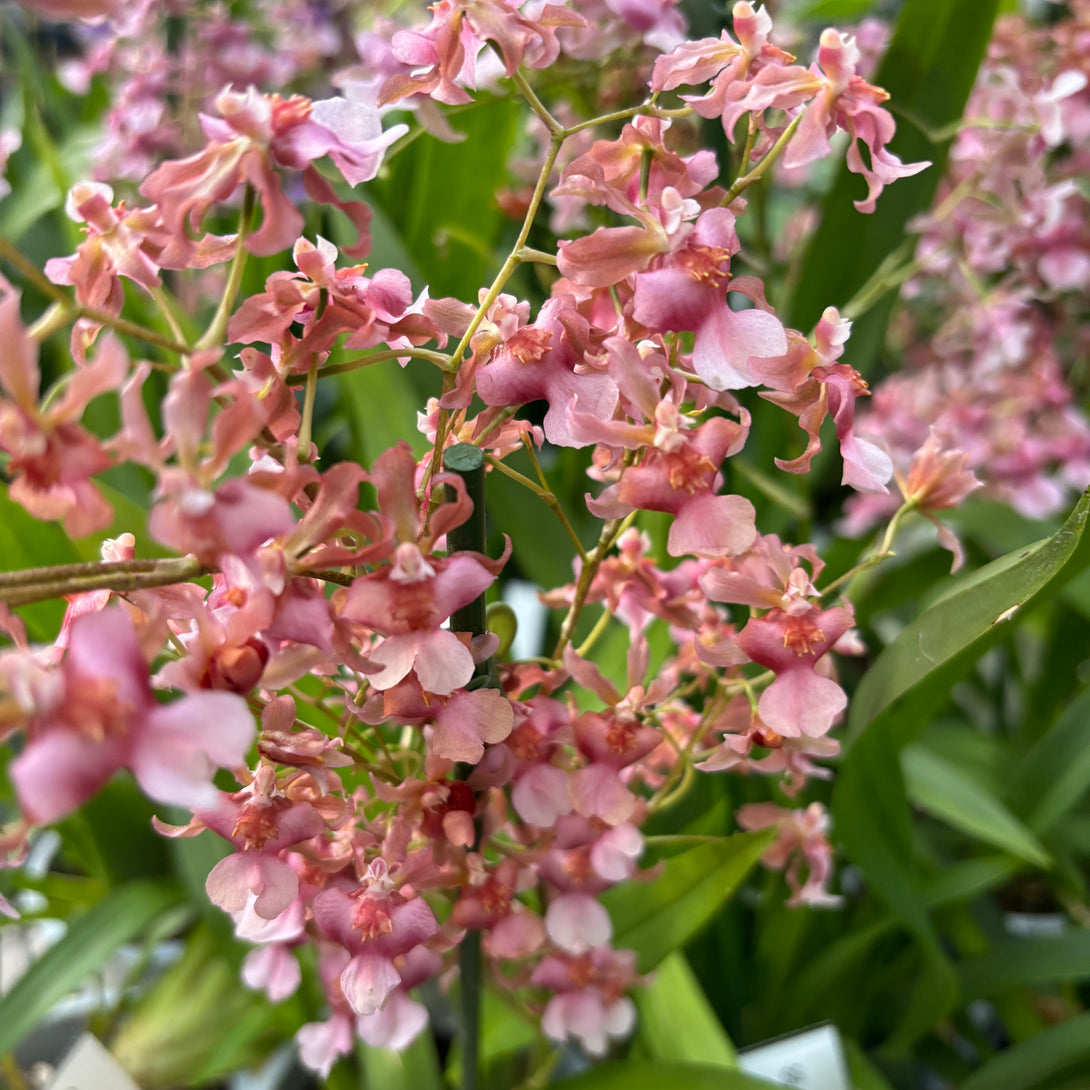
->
[[290, 347, 452, 381], [552, 511, 634, 660], [722, 110, 806, 206], [819, 500, 917, 597], [195, 186, 255, 352], [298, 356, 320, 458], [482, 453, 587, 561], [0, 556, 207, 607], [0, 235, 190, 354], [510, 68, 562, 135]]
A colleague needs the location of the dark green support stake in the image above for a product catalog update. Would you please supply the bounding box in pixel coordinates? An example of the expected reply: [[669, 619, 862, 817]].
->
[[443, 443, 493, 685], [441, 442, 489, 1090]]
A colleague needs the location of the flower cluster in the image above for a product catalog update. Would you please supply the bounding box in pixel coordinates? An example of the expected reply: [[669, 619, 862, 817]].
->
[[0, 0, 929, 1073], [846, 3, 1090, 545]]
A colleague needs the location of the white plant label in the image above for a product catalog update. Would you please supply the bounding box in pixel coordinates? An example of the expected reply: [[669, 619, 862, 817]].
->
[[738, 1022, 852, 1089], [47, 1033, 141, 1090]]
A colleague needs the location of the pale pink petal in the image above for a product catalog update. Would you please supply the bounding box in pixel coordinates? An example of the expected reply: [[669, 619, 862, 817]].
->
[[545, 892, 612, 953], [569, 764, 634, 825], [758, 670, 847, 739], [356, 991, 429, 1050], [412, 629, 474, 695], [513, 765, 574, 826], [297, 1013, 355, 1078], [667, 492, 756, 558], [341, 951, 402, 1016], [12, 729, 125, 825], [367, 635, 418, 690], [242, 944, 301, 1002]]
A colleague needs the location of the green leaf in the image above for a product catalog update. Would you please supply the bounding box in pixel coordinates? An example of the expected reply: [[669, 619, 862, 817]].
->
[[849, 490, 1090, 738], [901, 745, 1050, 867], [832, 495, 1090, 1047], [369, 95, 522, 299], [360, 1031, 444, 1090], [0, 879, 183, 1055], [1008, 684, 1090, 835], [601, 831, 775, 974], [787, 0, 1000, 366], [553, 1061, 779, 1090], [634, 951, 736, 1067], [960, 1013, 1090, 1090], [337, 360, 432, 465], [960, 932, 1090, 1000], [56, 778, 172, 884], [797, 0, 879, 17], [843, 1039, 897, 1090]]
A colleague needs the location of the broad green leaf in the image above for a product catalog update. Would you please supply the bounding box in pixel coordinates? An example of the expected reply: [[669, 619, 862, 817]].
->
[[1008, 684, 1090, 835], [369, 95, 522, 299], [600, 830, 775, 974], [901, 745, 1050, 867], [634, 951, 736, 1067], [337, 360, 432, 465], [56, 778, 172, 884], [554, 1060, 780, 1090], [832, 719, 927, 932], [113, 924, 294, 1088], [797, 0, 879, 17], [831, 710, 959, 1048], [922, 857, 1020, 905], [361, 1031, 444, 1090], [849, 490, 1090, 737], [844, 1039, 897, 1090], [960, 932, 1090, 1000], [787, 0, 1000, 367], [0, 880, 183, 1055], [960, 1013, 1090, 1090]]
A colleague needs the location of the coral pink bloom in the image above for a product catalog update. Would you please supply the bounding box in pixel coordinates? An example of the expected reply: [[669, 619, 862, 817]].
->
[[724, 29, 929, 212], [141, 86, 405, 257], [340, 543, 496, 694], [199, 784, 328, 921], [0, 285, 124, 537], [380, 0, 585, 106], [44, 183, 162, 314], [631, 208, 788, 390], [312, 885, 439, 1016], [588, 415, 756, 558], [474, 294, 617, 448], [738, 801, 841, 907], [735, 605, 853, 738], [10, 609, 254, 825]]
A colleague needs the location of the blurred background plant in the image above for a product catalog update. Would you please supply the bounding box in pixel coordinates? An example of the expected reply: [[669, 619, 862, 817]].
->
[[0, 1, 1088, 1089]]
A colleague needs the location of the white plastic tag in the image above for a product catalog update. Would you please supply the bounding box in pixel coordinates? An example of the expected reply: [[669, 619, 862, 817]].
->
[[738, 1022, 851, 1089], [47, 1032, 142, 1090]]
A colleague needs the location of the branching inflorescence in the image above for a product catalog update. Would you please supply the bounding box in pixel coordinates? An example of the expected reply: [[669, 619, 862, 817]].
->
[[0, 0, 948, 1075]]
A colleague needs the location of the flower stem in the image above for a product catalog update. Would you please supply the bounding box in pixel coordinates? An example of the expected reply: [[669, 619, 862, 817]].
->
[[722, 109, 805, 205], [0, 556, 206, 607], [194, 185, 255, 353], [483, 454, 588, 561]]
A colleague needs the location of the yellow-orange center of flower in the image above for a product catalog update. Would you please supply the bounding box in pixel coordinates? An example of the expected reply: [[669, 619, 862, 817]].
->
[[509, 725, 544, 762], [677, 244, 732, 287], [508, 327, 553, 364], [561, 847, 593, 887], [351, 896, 394, 940], [781, 616, 827, 657], [665, 448, 715, 493], [606, 719, 638, 756], [232, 803, 280, 850]]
